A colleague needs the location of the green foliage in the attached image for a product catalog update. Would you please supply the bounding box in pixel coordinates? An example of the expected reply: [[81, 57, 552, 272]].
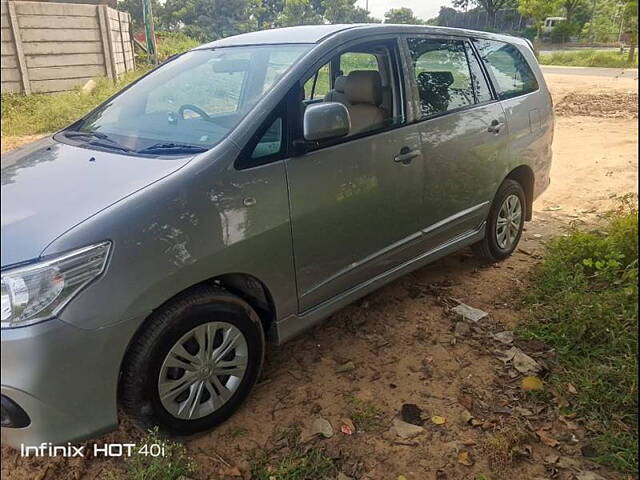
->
[[1, 69, 148, 137], [250, 427, 339, 480], [452, 0, 517, 27], [550, 21, 581, 42], [384, 7, 423, 24], [138, 32, 200, 63], [580, 0, 626, 43], [276, 0, 324, 27], [345, 395, 385, 432], [323, 0, 377, 23], [111, 428, 196, 480], [539, 48, 638, 67], [160, 0, 258, 42], [518, 0, 561, 37], [118, 0, 162, 30], [518, 206, 638, 473]]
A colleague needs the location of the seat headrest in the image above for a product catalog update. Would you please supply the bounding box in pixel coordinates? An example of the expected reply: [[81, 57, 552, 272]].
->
[[344, 70, 382, 105], [334, 75, 347, 93], [417, 71, 454, 89]]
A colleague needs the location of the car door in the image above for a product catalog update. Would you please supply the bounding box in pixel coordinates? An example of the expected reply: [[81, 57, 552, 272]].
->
[[473, 38, 553, 193], [285, 38, 425, 311], [403, 36, 509, 250]]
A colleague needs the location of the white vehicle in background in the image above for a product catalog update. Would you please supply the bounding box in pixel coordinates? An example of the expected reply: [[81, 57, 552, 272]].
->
[[542, 17, 567, 35]]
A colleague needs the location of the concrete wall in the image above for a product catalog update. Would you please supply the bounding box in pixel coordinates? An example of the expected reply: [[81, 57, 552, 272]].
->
[[1, 0, 134, 94]]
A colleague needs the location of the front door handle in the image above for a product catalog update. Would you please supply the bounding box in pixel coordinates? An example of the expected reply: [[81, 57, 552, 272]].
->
[[488, 119, 504, 133], [394, 147, 421, 165]]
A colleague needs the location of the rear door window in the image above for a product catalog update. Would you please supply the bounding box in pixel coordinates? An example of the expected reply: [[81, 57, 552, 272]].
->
[[474, 39, 539, 100], [407, 38, 476, 118]]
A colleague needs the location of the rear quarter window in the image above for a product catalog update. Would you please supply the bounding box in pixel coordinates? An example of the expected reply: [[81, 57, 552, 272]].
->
[[474, 39, 538, 100]]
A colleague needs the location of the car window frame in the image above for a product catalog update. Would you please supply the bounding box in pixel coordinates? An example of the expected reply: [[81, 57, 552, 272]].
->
[[402, 34, 500, 124], [472, 38, 540, 101], [234, 91, 292, 170], [294, 34, 410, 154]]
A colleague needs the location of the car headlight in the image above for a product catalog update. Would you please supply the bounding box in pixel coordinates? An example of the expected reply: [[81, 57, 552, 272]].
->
[[1, 242, 111, 329]]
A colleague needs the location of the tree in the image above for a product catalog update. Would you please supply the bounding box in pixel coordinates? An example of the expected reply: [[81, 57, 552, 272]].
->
[[254, 0, 285, 29], [276, 0, 324, 26], [436, 6, 459, 26], [452, 0, 516, 28], [118, 0, 163, 30], [581, 0, 625, 43], [162, 0, 257, 41], [624, 0, 638, 62], [384, 7, 423, 24], [322, 0, 379, 23], [518, 0, 561, 39], [563, 0, 587, 22]]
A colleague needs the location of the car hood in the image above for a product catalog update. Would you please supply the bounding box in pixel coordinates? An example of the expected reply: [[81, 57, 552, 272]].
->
[[1, 137, 192, 267]]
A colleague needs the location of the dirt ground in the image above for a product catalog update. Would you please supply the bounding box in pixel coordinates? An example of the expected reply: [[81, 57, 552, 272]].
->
[[1, 72, 637, 480]]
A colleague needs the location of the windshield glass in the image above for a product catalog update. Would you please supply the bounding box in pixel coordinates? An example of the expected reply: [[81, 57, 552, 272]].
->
[[62, 44, 311, 155]]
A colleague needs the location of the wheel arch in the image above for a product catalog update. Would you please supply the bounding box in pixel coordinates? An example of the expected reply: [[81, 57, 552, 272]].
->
[[116, 272, 277, 398], [505, 165, 535, 221]]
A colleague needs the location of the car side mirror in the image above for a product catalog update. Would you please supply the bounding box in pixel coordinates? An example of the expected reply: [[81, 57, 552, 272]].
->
[[303, 102, 351, 142]]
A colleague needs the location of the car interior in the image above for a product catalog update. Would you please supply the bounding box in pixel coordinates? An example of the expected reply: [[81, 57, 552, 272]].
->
[[302, 42, 402, 136]]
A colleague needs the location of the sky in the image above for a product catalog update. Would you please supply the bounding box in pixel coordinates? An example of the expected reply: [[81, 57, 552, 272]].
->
[[357, 0, 456, 22]]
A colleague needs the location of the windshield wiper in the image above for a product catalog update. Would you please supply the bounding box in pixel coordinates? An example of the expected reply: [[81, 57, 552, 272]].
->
[[136, 142, 208, 155], [62, 130, 133, 153]]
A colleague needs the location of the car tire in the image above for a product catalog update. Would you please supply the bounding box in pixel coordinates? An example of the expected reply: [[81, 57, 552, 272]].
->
[[472, 179, 526, 262], [120, 285, 265, 436]]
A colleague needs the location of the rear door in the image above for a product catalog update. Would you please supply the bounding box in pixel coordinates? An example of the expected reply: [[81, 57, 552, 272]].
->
[[473, 39, 554, 199], [403, 35, 508, 249]]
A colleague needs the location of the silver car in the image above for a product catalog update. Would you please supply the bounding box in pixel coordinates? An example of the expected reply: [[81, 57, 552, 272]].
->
[[1, 24, 552, 447]]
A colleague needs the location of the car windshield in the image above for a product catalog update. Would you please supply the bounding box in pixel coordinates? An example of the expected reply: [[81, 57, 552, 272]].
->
[[61, 44, 311, 155]]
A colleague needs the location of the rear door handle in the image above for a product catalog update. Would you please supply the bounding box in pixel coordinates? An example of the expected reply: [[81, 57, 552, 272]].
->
[[488, 119, 504, 133], [394, 147, 421, 165]]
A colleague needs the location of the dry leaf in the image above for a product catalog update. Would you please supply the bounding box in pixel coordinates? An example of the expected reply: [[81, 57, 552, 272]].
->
[[460, 409, 474, 424], [521, 376, 544, 391], [499, 347, 542, 374], [340, 419, 354, 435], [457, 450, 474, 466], [431, 415, 446, 425], [536, 429, 559, 447], [567, 383, 578, 395]]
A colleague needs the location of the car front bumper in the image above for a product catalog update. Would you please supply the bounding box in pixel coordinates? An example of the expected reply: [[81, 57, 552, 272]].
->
[[1, 316, 142, 449]]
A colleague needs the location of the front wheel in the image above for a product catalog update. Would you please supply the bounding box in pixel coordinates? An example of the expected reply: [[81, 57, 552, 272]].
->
[[472, 179, 526, 262], [120, 286, 265, 436]]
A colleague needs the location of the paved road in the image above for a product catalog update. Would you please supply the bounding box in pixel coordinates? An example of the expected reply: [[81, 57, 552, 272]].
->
[[538, 47, 619, 55], [541, 65, 638, 78]]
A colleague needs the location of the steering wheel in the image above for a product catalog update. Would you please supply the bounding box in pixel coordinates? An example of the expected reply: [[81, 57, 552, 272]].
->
[[178, 104, 211, 121]]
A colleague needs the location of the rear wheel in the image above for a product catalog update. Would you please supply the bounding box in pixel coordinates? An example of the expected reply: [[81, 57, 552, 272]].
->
[[120, 286, 264, 436], [473, 179, 526, 262]]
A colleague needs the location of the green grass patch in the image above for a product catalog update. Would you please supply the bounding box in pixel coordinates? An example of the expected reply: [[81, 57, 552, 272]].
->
[[517, 202, 638, 473], [139, 31, 201, 64], [345, 395, 385, 432], [250, 426, 340, 480], [539, 49, 639, 68], [108, 428, 196, 480]]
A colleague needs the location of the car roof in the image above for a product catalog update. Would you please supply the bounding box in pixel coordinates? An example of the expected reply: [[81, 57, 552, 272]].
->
[[196, 24, 529, 50]]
